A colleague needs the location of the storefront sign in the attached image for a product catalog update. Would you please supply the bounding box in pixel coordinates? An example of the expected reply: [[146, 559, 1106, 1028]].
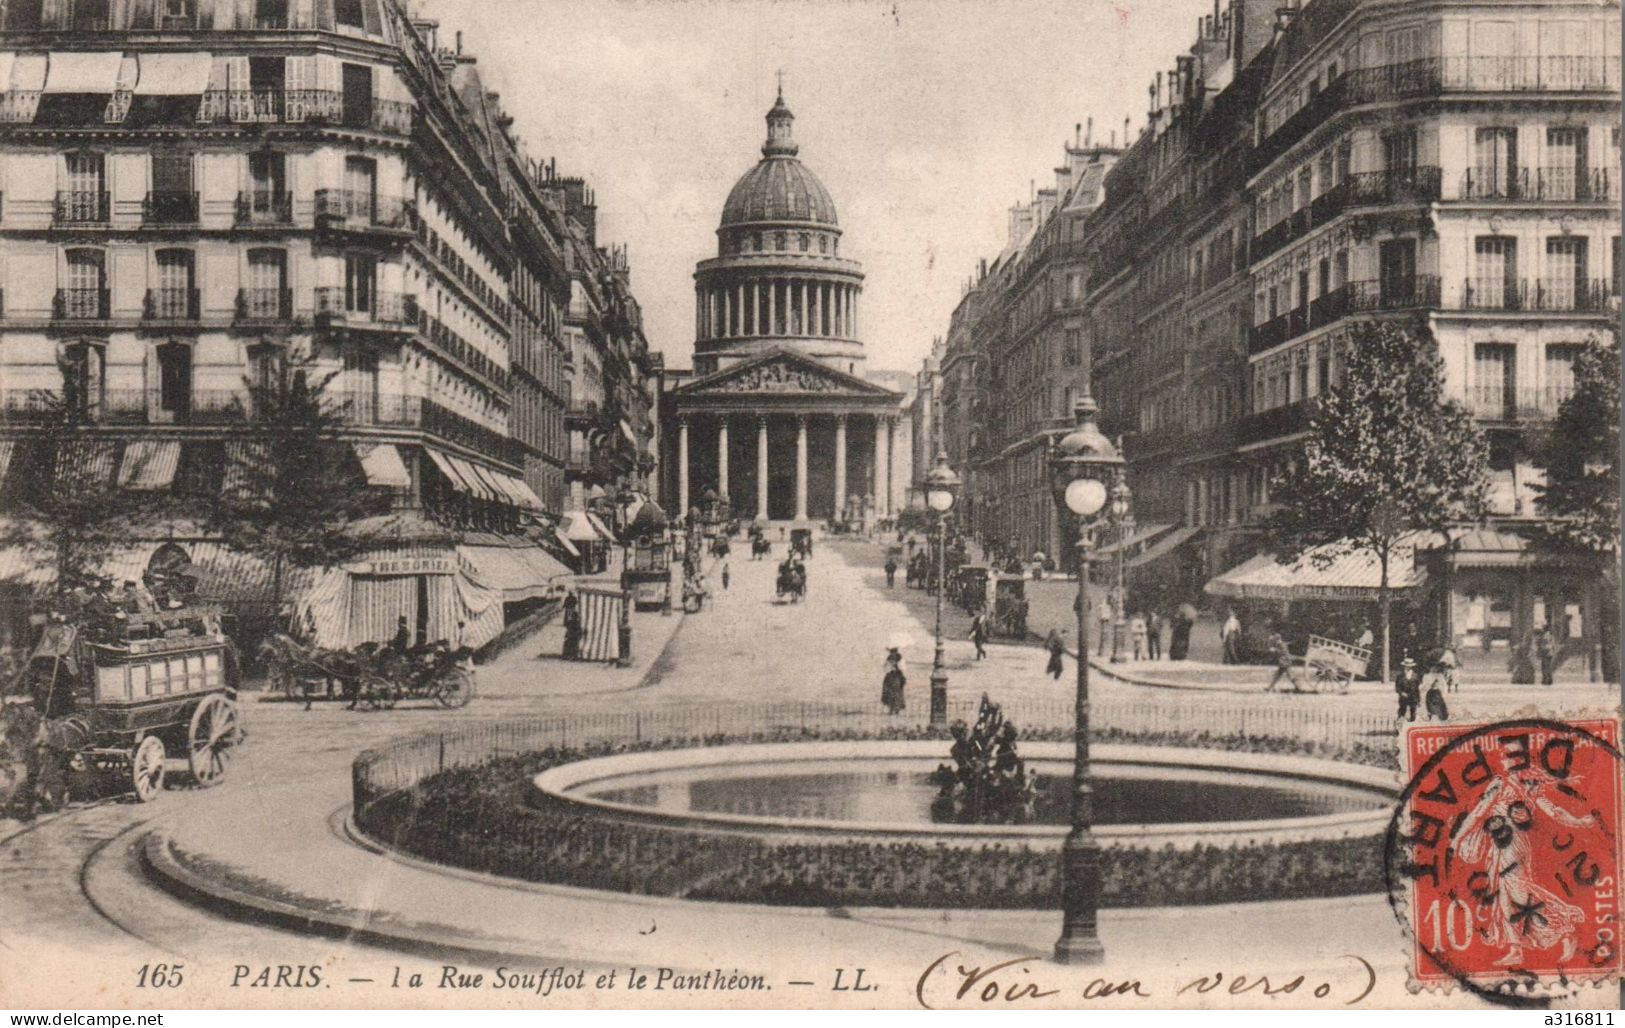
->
[[348, 556, 456, 576]]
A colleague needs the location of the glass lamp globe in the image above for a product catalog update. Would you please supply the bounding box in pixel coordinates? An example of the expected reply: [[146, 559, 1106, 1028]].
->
[[926, 488, 955, 513], [1064, 477, 1108, 517]]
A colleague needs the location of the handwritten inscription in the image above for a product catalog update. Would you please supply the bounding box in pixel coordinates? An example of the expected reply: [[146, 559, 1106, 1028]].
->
[[915, 952, 1377, 1009]]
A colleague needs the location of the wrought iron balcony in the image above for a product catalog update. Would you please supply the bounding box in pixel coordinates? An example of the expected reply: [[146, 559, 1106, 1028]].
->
[[197, 90, 414, 134], [314, 189, 412, 233], [236, 190, 294, 225], [1468, 384, 1575, 422], [1238, 401, 1315, 446], [313, 288, 416, 329], [235, 288, 293, 323], [143, 287, 200, 321], [1345, 276, 1442, 312], [1345, 166, 1442, 206], [54, 190, 109, 224], [53, 288, 110, 320], [1459, 278, 1613, 314], [142, 190, 198, 225]]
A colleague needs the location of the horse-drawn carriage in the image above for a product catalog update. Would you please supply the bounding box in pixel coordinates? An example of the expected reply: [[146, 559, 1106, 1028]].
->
[[259, 633, 475, 710], [1300, 635, 1369, 693], [952, 565, 991, 614], [776, 561, 807, 603], [789, 528, 813, 560], [991, 576, 1029, 638], [1, 603, 242, 811]]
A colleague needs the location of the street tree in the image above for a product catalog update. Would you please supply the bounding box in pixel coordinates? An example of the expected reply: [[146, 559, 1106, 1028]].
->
[[0, 392, 141, 601], [1266, 319, 1489, 683], [1531, 332, 1619, 681], [206, 360, 392, 618]]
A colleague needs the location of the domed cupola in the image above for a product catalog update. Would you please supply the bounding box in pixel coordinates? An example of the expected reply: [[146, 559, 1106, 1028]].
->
[[719, 89, 840, 230]]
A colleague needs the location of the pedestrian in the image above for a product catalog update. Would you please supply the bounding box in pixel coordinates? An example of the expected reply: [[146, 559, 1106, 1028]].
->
[[1045, 629, 1066, 680], [561, 592, 581, 660], [884, 556, 898, 588], [1170, 604, 1195, 661], [1396, 656, 1422, 722], [1424, 672, 1449, 721], [1096, 596, 1113, 657], [1437, 640, 1459, 693], [721, 562, 731, 590], [1265, 630, 1300, 692], [1129, 611, 1148, 661], [1147, 610, 1162, 660], [1221, 609, 1242, 664], [970, 610, 988, 661], [881, 647, 906, 714], [1536, 625, 1555, 685], [390, 614, 411, 654]]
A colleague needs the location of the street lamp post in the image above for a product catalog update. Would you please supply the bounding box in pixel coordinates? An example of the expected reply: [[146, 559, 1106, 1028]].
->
[[1109, 476, 1134, 663], [1048, 396, 1122, 966], [925, 452, 961, 727]]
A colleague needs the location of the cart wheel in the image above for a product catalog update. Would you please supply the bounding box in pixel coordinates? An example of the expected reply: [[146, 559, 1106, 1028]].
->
[[188, 695, 238, 787], [436, 668, 475, 709], [131, 735, 166, 802], [361, 674, 397, 711]]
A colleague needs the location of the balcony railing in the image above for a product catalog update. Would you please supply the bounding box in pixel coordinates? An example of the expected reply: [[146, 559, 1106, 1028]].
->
[[1346, 166, 1443, 206], [313, 288, 416, 327], [314, 189, 412, 231], [53, 288, 110, 320], [235, 288, 293, 322], [1464, 167, 1621, 203], [197, 90, 414, 134], [54, 190, 109, 224], [1347, 276, 1442, 311], [1345, 56, 1620, 103], [236, 190, 294, 225], [142, 190, 198, 225], [1238, 401, 1315, 446], [1468, 384, 1575, 421], [1460, 278, 1614, 313], [143, 287, 200, 321]]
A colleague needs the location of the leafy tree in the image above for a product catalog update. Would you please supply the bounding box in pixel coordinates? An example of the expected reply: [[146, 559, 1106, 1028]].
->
[[1267, 320, 1489, 682], [1532, 332, 1619, 681], [206, 360, 392, 615], [0, 391, 141, 599]]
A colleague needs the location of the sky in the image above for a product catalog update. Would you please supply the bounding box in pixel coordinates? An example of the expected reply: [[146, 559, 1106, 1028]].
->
[[419, 0, 1216, 375]]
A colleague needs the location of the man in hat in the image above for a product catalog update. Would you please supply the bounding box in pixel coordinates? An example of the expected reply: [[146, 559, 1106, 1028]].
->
[[1395, 654, 1422, 722]]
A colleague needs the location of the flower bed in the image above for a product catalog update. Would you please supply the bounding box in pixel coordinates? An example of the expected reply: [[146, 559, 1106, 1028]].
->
[[356, 723, 1389, 909]]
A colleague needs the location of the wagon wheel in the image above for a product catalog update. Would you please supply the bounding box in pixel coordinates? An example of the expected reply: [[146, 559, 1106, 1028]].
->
[[361, 674, 399, 711], [435, 668, 475, 709], [187, 695, 239, 787], [130, 735, 166, 802]]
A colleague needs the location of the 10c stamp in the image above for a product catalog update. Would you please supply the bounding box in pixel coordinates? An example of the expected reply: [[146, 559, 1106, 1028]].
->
[[1388, 717, 1624, 997]]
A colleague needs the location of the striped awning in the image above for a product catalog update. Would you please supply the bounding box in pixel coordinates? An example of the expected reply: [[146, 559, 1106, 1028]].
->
[[54, 439, 117, 492], [0, 440, 14, 480], [1093, 522, 1174, 559], [450, 456, 501, 502], [561, 512, 606, 543], [585, 511, 617, 542], [221, 441, 270, 500], [1204, 533, 1430, 602], [355, 443, 410, 489], [459, 544, 570, 601], [505, 475, 545, 512], [1125, 526, 1201, 569], [117, 440, 181, 491], [425, 449, 471, 494], [185, 542, 317, 607], [554, 529, 581, 557]]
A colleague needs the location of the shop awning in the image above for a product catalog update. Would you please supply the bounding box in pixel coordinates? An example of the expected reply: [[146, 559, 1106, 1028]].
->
[[42, 52, 124, 93], [489, 470, 531, 509], [133, 52, 214, 94], [561, 512, 605, 543], [1125, 526, 1201, 569], [450, 456, 501, 503], [554, 529, 581, 557], [505, 475, 545, 512], [0, 440, 15, 480], [459, 544, 570, 601], [1204, 535, 1429, 602], [221, 441, 270, 500], [585, 511, 617, 542], [425, 449, 471, 494], [355, 443, 410, 489], [619, 419, 636, 445], [117, 440, 181, 491], [54, 439, 117, 492], [1093, 522, 1174, 559]]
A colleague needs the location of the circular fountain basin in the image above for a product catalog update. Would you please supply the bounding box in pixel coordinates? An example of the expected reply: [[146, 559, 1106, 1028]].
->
[[533, 741, 1396, 849]]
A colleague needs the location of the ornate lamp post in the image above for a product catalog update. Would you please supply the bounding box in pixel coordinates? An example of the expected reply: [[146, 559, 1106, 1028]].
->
[[1109, 475, 1134, 663], [1049, 396, 1122, 965], [925, 452, 961, 727]]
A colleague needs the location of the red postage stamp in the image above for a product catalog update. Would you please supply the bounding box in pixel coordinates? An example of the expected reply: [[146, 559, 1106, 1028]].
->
[[1389, 717, 1625, 995]]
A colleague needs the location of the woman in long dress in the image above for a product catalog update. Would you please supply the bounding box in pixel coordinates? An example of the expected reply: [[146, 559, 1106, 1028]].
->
[[881, 647, 906, 714]]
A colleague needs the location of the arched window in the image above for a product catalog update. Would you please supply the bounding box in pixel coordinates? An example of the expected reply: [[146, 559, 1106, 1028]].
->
[[799, 233, 810, 252]]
